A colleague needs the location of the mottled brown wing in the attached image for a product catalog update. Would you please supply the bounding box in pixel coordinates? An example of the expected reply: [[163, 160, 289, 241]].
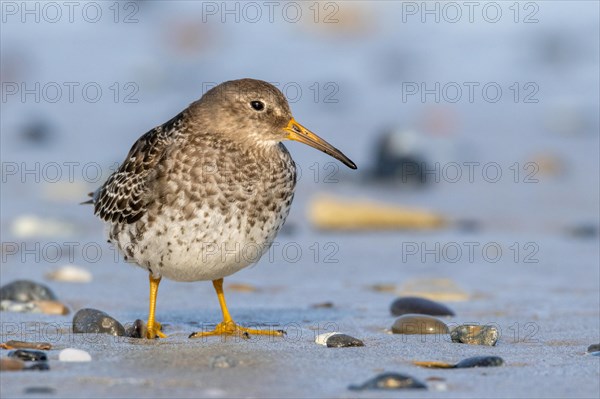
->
[[91, 112, 185, 224]]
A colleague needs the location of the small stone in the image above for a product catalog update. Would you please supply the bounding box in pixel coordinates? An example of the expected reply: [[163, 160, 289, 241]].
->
[[8, 350, 47, 362], [0, 280, 57, 302], [24, 387, 56, 395], [59, 348, 91, 362], [72, 308, 125, 336], [311, 301, 334, 309], [568, 224, 598, 238], [34, 300, 70, 315], [210, 355, 237, 369], [399, 278, 469, 302], [11, 215, 77, 239], [368, 284, 396, 293], [412, 360, 455, 369], [349, 372, 427, 390], [390, 296, 455, 317], [315, 332, 339, 346], [454, 356, 504, 368], [45, 265, 92, 283], [125, 319, 147, 339], [587, 343, 600, 353], [0, 341, 52, 350], [451, 324, 499, 346], [227, 283, 259, 292], [0, 300, 39, 313], [24, 362, 50, 371], [391, 314, 449, 335], [0, 358, 25, 371], [326, 334, 365, 348]]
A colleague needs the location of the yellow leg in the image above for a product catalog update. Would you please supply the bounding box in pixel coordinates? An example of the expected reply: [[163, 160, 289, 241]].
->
[[189, 278, 285, 339], [147, 275, 167, 339]]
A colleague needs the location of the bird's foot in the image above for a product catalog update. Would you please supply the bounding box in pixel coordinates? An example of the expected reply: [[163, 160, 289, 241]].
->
[[146, 320, 167, 339], [188, 321, 285, 339]]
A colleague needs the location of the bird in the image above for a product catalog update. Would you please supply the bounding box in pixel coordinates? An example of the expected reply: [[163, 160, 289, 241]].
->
[[86, 78, 357, 339]]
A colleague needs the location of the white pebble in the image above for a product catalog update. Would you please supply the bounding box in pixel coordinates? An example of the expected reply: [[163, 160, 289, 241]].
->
[[11, 215, 76, 238], [59, 348, 91, 362], [315, 332, 341, 346], [46, 265, 92, 283]]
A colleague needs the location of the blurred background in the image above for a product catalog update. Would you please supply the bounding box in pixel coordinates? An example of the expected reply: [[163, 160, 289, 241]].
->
[[1, 1, 598, 310]]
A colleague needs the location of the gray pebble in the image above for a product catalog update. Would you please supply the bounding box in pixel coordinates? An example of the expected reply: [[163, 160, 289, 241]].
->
[[349, 372, 427, 390], [0, 280, 57, 302], [451, 324, 499, 346], [391, 314, 449, 335], [125, 319, 147, 339], [24, 387, 56, 395], [210, 355, 237, 369], [587, 343, 600, 353], [8, 350, 47, 362], [454, 356, 504, 368], [72, 308, 125, 336], [24, 362, 50, 371], [390, 296, 455, 317], [326, 334, 365, 348]]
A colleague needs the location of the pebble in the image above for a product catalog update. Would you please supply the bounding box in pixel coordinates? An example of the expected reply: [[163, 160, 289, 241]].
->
[[59, 348, 92, 362], [8, 350, 47, 362], [210, 355, 237, 369], [125, 319, 147, 339], [308, 195, 445, 231], [72, 308, 126, 336], [24, 387, 56, 395], [455, 356, 504, 368], [587, 343, 600, 353], [0, 280, 57, 302], [349, 372, 427, 390], [315, 332, 364, 347], [326, 334, 365, 348], [390, 296, 455, 317], [11, 215, 77, 238], [399, 278, 469, 302], [451, 324, 499, 346], [568, 224, 598, 238], [391, 314, 449, 335], [0, 341, 52, 350], [25, 362, 50, 371], [0, 358, 25, 371], [45, 265, 92, 283], [413, 356, 504, 369], [310, 301, 334, 309], [0, 299, 69, 315]]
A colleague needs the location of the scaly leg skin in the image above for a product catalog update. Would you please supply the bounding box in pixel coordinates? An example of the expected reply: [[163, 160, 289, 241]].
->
[[189, 278, 286, 339], [147, 275, 167, 339]]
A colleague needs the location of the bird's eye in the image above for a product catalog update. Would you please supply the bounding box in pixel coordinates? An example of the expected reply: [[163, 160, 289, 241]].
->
[[250, 101, 265, 111]]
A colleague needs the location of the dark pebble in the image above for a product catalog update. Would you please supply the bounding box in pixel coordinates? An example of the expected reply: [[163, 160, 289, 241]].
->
[[587, 343, 600, 353], [451, 324, 499, 346], [8, 350, 47, 362], [24, 387, 56, 394], [390, 296, 455, 317], [568, 224, 598, 238], [311, 301, 334, 309], [0, 280, 57, 302], [349, 372, 427, 390], [72, 308, 125, 336], [24, 362, 50, 371], [391, 314, 449, 335], [455, 356, 504, 368], [125, 319, 147, 339], [326, 334, 365, 348]]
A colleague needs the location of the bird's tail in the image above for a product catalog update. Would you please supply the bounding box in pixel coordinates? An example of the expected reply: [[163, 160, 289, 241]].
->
[[80, 192, 95, 205]]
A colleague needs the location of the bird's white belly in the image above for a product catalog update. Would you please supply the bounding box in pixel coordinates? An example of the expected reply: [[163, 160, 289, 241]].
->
[[112, 203, 288, 282]]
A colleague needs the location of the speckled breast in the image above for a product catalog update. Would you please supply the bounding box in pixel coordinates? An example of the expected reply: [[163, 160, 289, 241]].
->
[[110, 140, 296, 282]]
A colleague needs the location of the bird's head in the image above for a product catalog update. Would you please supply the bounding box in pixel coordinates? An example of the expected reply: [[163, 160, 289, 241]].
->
[[195, 78, 357, 170]]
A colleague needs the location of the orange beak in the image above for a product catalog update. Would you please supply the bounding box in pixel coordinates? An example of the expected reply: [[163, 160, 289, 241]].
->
[[283, 118, 357, 169]]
